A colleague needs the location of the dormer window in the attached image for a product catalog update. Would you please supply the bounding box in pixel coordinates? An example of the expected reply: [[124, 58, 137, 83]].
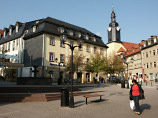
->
[[3, 31, 6, 38], [36, 21, 39, 24], [85, 35, 89, 40], [33, 26, 36, 32], [149, 40, 151, 45], [67, 30, 73, 36], [9, 28, 12, 35], [91, 37, 96, 42], [94, 38, 96, 42], [75, 32, 81, 38], [16, 24, 19, 32], [57, 27, 64, 34]]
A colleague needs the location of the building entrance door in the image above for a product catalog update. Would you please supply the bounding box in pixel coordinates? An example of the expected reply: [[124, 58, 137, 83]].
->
[[150, 73, 153, 81], [77, 72, 82, 83]]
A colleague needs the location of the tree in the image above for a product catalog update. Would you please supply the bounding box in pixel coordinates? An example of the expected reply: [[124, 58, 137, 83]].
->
[[65, 51, 85, 73], [106, 54, 125, 76], [85, 53, 108, 74], [113, 55, 125, 75]]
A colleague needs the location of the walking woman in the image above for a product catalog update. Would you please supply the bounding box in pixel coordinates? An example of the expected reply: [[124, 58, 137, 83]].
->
[[130, 80, 143, 115]]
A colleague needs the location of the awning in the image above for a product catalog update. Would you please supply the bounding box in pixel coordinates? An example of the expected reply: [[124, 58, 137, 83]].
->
[[0, 54, 18, 59]]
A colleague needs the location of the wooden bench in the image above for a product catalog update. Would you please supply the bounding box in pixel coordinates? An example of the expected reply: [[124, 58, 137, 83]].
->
[[83, 94, 104, 104]]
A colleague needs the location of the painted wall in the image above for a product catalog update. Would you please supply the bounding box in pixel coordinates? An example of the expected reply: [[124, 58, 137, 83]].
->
[[107, 42, 124, 56]]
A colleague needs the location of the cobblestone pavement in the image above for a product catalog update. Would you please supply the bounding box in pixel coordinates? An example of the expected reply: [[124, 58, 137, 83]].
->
[[0, 84, 158, 118]]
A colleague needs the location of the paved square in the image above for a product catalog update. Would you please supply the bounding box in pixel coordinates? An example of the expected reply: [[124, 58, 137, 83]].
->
[[0, 84, 158, 118]]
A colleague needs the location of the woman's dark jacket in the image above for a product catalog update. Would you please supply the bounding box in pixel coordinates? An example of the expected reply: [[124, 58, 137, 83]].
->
[[129, 83, 144, 100]]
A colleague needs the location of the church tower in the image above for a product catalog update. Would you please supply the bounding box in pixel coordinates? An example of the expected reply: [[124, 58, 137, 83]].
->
[[107, 7, 121, 43]]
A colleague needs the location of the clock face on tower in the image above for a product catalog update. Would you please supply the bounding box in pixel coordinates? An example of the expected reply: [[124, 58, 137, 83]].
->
[[108, 27, 112, 31], [116, 27, 120, 31]]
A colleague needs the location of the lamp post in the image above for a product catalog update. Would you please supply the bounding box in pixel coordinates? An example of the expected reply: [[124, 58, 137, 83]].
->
[[55, 58, 62, 85], [121, 53, 129, 89], [60, 34, 84, 108]]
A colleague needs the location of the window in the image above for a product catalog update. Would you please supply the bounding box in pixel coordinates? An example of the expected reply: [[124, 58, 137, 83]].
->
[[67, 30, 73, 36], [154, 62, 156, 67], [16, 25, 19, 32], [146, 41, 148, 46], [150, 51, 152, 57], [60, 54, 65, 63], [157, 49, 158, 55], [143, 53, 145, 58], [50, 37, 55, 46], [151, 39, 154, 44], [13, 41, 15, 51], [49, 52, 55, 62], [153, 50, 155, 56], [57, 27, 64, 34], [139, 63, 141, 68], [60, 40, 65, 48], [33, 26, 36, 32], [8, 42, 10, 51], [16, 40, 18, 50], [87, 58, 89, 63], [144, 64, 145, 68], [86, 45, 90, 52], [94, 47, 97, 54], [146, 52, 148, 57], [150, 62, 152, 68], [100, 48, 103, 55], [85, 35, 89, 40], [9, 28, 12, 35], [150, 73, 153, 81], [147, 63, 148, 68]]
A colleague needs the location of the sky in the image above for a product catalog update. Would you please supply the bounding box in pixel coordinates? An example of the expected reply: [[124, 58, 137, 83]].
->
[[0, 0, 158, 44]]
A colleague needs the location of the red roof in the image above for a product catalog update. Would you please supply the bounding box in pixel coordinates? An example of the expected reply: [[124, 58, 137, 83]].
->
[[118, 41, 143, 57], [117, 47, 125, 53], [122, 41, 139, 50], [0, 29, 3, 36]]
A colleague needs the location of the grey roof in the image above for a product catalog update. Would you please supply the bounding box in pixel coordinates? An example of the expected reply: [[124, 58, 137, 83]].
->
[[24, 17, 108, 48], [0, 19, 42, 44], [0, 17, 108, 48]]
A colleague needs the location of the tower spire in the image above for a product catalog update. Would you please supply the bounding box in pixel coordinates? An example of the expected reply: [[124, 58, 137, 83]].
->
[[107, 6, 121, 43]]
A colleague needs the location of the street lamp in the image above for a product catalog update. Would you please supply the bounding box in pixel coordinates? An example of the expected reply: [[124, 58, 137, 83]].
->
[[60, 34, 84, 108], [121, 53, 129, 89], [55, 58, 62, 85]]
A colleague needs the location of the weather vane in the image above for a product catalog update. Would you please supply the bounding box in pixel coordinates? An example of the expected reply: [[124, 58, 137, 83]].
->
[[112, 5, 114, 11]]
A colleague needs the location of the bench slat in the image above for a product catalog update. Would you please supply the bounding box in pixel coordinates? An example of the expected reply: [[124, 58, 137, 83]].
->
[[83, 94, 104, 104], [83, 94, 103, 98]]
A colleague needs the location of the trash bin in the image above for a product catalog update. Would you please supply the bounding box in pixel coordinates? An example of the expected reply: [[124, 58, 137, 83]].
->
[[121, 80, 125, 88], [61, 88, 69, 107]]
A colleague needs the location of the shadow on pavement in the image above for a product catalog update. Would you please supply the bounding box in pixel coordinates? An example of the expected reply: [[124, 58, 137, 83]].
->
[[74, 101, 85, 108], [88, 99, 108, 104], [140, 104, 151, 113], [74, 99, 108, 107]]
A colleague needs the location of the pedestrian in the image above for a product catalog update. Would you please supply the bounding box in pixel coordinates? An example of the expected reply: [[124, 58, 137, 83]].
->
[[95, 75, 97, 84], [98, 76, 102, 87], [130, 80, 143, 115]]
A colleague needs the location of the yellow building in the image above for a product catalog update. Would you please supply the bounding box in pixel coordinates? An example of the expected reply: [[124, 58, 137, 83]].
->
[[141, 36, 158, 83], [23, 17, 108, 83]]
